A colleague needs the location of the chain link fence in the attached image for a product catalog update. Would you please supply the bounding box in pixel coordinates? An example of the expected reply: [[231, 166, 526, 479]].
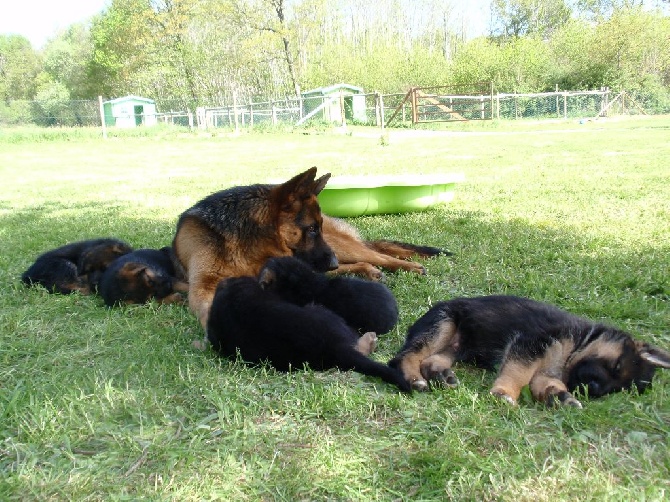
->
[[1, 88, 667, 128]]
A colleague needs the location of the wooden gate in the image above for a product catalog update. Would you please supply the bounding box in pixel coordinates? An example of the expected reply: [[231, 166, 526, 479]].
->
[[386, 83, 494, 127]]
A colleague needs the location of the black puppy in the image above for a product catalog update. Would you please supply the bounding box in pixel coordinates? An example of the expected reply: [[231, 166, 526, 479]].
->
[[21, 238, 133, 294], [99, 247, 188, 306], [207, 275, 411, 392], [258, 256, 399, 335], [390, 295, 670, 408]]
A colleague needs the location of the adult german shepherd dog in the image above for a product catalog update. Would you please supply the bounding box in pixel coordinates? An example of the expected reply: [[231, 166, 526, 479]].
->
[[173, 167, 338, 328], [207, 275, 411, 393], [389, 295, 670, 408], [258, 256, 399, 335], [99, 247, 189, 306], [21, 238, 133, 295], [173, 167, 445, 328]]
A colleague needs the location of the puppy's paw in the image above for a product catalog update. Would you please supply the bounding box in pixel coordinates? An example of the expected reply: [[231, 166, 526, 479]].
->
[[411, 378, 430, 392], [490, 389, 518, 406]]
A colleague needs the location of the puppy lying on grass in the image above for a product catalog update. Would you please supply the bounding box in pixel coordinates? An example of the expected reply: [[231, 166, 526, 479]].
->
[[258, 256, 399, 335], [21, 238, 132, 295], [206, 274, 410, 393], [99, 247, 188, 306]]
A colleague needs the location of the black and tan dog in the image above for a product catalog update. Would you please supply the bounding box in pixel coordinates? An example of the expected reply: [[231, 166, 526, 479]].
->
[[173, 167, 338, 328], [390, 295, 670, 407], [207, 275, 411, 392], [173, 167, 446, 328], [21, 238, 133, 294], [258, 256, 399, 335], [99, 247, 188, 306]]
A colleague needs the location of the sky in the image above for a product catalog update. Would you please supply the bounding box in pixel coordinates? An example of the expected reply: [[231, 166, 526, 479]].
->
[[0, 1, 491, 50], [0, 0, 109, 49]]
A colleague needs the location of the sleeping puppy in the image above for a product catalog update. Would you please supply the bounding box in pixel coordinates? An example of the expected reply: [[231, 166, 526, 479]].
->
[[390, 295, 670, 408], [21, 238, 133, 294], [206, 275, 411, 392], [258, 256, 399, 335], [99, 247, 188, 306]]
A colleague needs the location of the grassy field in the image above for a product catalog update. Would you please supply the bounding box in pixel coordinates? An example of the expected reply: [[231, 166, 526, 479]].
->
[[1, 116, 669, 500]]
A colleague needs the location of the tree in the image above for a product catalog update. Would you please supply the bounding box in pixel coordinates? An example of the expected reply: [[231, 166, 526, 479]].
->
[[86, 0, 154, 97], [33, 79, 71, 126], [231, 0, 303, 97], [42, 24, 93, 99], [0, 35, 41, 100], [490, 0, 571, 39]]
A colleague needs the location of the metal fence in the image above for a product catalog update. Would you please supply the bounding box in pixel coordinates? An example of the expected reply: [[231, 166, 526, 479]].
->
[[1, 88, 666, 128]]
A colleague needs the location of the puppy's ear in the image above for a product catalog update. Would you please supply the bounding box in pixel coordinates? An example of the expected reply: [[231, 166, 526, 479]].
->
[[637, 342, 670, 369]]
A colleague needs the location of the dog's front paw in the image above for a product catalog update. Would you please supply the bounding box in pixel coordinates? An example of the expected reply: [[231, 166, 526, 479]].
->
[[411, 378, 430, 392], [546, 391, 583, 409], [490, 389, 518, 406]]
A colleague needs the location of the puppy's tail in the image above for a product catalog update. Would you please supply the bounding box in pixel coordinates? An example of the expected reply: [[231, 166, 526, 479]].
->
[[338, 349, 412, 393], [365, 239, 451, 258]]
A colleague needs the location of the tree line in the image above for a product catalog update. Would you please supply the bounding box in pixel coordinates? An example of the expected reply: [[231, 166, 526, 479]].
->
[[1, 0, 669, 120]]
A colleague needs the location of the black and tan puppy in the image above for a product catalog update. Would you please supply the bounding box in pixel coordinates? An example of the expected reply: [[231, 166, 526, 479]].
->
[[207, 275, 411, 392], [389, 295, 670, 408], [258, 256, 399, 335], [99, 247, 188, 306], [21, 238, 133, 294]]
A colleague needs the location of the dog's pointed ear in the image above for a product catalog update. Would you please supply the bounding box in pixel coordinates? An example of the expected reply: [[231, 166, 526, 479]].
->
[[638, 342, 670, 368], [313, 173, 331, 195], [272, 167, 320, 211]]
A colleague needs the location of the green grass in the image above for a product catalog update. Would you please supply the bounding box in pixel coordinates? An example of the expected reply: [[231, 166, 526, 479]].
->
[[1, 116, 669, 500]]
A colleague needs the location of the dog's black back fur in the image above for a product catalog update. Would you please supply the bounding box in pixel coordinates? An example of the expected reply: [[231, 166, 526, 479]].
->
[[99, 247, 186, 306], [258, 256, 399, 334], [207, 276, 410, 392], [21, 238, 133, 294]]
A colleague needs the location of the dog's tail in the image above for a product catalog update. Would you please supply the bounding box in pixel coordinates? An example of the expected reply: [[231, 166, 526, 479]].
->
[[365, 239, 451, 258], [337, 349, 412, 393]]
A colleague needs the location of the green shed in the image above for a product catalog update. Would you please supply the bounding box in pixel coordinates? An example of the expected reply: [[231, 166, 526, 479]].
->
[[103, 96, 157, 128], [301, 84, 367, 124]]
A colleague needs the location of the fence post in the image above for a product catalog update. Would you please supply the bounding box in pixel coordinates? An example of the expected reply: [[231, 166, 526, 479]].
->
[[563, 92, 567, 119], [272, 101, 277, 126], [555, 84, 560, 118], [411, 88, 418, 124], [233, 91, 239, 132], [514, 92, 518, 119], [379, 93, 385, 134], [250, 101, 254, 127], [98, 96, 107, 139]]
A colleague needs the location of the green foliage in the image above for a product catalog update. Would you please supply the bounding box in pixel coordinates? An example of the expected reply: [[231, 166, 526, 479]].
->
[[32, 80, 72, 126], [0, 34, 41, 100], [2, 1, 670, 107], [490, 0, 572, 39], [42, 24, 94, 99], [0, 100, 33, 125]]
